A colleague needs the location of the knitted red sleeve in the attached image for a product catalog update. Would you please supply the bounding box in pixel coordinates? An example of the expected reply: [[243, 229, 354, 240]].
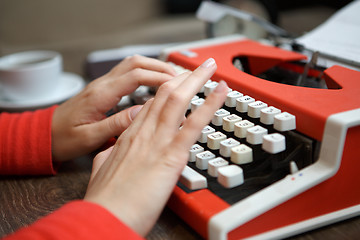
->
[[0, 106, 57, 175], [3, 200, 144, 240], [0, 109, 144, 239]]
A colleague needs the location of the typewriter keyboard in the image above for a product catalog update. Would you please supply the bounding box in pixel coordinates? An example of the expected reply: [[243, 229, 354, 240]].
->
[[116, 62, 317, 206], [171, 63, 316, 205]]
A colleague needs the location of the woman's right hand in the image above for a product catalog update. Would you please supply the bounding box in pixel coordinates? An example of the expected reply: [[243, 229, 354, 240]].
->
[[84, 58, 228, 236]]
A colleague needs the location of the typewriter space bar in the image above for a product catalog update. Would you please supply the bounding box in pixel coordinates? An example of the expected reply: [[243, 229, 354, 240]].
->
[[180, 166, 208, 190]]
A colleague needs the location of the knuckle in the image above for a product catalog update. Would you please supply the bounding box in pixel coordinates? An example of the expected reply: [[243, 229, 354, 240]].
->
[[115, 133, 126, 147], [125, 54, 142, 67], [184, 114, 204, 132], [77, 130, 97, 150], [158, 81, 175, 95], [82, 83, 103, 102], [94, 149, 107, 162], [106, 117, 118, 133], [109, 55, 143, 75], [167, 91, 184, 104], [162, 151, 188, 171], [118, 130, 139, 147], [109, 114, 131, 134], [128, 68, 144, 80], [85, 77, 107, 91], [184, 114, 194, 124], [157, 81, 188, 105], [81, 129, 94, 143]]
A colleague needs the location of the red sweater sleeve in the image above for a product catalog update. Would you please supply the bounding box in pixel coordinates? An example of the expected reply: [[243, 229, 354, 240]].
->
[[0, 106, 57, 175], [2, 200, 144, 240], [0, 109, 144, 239]]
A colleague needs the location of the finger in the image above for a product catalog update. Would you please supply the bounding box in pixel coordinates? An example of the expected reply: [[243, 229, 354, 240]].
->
[[109, 73, 192, 169], [81, 105, 143, 150], [94, 98, 156, 179], [128, 55, 177, 76], [80, 69, 174, 116], [115, 72, 191, 152], [111, 98, 154, 156], [90, 146, 114, 181], [156, 58, 217, 134], [108, 69, 175, 99], [130, 72, 191, 137], [110, 55, 176, 77], [104, 104, 143, 134], [109, 72, 191, 167], [172, 81, 228, 157]]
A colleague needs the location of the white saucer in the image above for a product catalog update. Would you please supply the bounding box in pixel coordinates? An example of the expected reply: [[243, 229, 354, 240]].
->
[[0, 72, 86, 112]]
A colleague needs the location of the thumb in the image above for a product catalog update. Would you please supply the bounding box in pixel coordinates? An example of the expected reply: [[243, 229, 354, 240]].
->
[[93, 105, 143, 142]]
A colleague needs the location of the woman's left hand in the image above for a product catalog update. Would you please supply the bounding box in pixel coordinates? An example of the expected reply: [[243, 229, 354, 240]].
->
[[51, 55, 176, 162]]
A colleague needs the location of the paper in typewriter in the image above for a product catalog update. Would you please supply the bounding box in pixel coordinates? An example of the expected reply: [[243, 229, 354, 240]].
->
[[296, 0, 360, 69]]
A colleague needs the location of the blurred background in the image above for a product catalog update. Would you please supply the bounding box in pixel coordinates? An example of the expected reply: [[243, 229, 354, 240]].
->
[[0, 0, 352, 77]]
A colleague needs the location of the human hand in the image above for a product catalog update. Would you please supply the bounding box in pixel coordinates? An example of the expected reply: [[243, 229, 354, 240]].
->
[[84, 58, 228, 236], [51, 55, 176, 162]]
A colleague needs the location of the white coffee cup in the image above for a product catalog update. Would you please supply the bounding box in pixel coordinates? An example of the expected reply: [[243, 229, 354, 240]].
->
[[0, 50, 62, 101]]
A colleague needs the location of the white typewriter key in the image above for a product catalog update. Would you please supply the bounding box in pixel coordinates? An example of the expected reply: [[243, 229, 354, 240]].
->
[[207, 131, 227, 150], [189, 144, 204, 162], [208, 157, 229, 177], [180, 166, 207, 190], [234, 120, 255, 138], [223, 114, 242, 132], [217, 165, 244, 188], [173, 65, 187, 75], [225, 91, 243, 107], [171, 64, 181, 73], [274, 112, 296, 131], [196, 150, 216, 170], [262, 133, 286, 154], [236, 95, 255, 113], [131, 86, 151, 105], [191, 98, 205, 112], [179, 50, 198, 58], [212, 109, 230, 126], [199, 125, 215, 143], [233, 58, 244, 71], [248, 101, 268, 118], [188, 95, 199, 110], [231, 144, 253, 164], [204, 81, 218, 96], [219, 138, 240, 158], [116, 95, 132, 111], [290, 161, 299, 174], [246, 125, 268, 145], [260, 106, 281, 125], [199, 80, 211, 93]]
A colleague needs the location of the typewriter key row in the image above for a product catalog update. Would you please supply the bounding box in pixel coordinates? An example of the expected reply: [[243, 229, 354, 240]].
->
[[170, 63, 297, 191]]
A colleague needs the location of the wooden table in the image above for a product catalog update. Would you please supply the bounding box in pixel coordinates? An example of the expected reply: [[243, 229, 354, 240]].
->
[[1, 155, 360, 240]]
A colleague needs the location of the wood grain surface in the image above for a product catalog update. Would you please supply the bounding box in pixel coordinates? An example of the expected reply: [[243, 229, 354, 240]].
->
[[1, 155, 359, 240]]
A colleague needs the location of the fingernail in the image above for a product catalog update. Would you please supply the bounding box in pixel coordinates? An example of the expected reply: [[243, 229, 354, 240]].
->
[[214, 80, 228, 93], [130, 105, 143, 120], [201, 58, 216, 68]]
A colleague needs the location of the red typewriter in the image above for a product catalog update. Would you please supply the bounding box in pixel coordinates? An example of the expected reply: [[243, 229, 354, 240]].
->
[[160, 35, 360, 240]]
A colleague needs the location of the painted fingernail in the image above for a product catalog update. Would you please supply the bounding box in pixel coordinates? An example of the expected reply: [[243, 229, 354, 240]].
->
[[214, 80, 228, 93], [201, 58, 216, 68]]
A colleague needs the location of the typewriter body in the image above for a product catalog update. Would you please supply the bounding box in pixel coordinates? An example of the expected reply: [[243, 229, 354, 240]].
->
[[160, 35, 360, 240]]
